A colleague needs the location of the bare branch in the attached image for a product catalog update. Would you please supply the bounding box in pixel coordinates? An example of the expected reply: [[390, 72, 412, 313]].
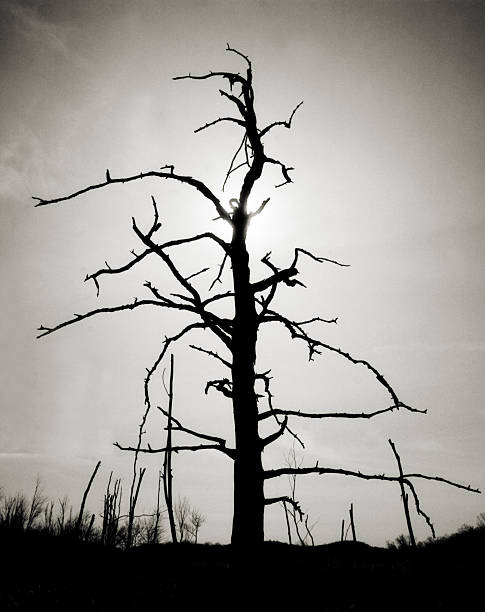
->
[[251, 266, 299, 294], [399, 473, 480, 493], [252, 247, 347, 320], [260, 308, 413, 408], [264, 156, 295, 188], [34, 168, 231, 223], [158, 231, 230, 254], [114, 442, 234, 457], [189, 344, 231, 369], [260, 101, 304, 138], [223, 135, 248, 191], [205, 378, 233, 399], [261, 416, 288, 448], [202, 290, 234, 308], [195, 116, 245, 134], [296, 316, 338, 326], [37, 299, 169, 339], [133, 218, 232, 347], [209, 252, 229, 291], [258, 404, 425, 422], [292, 247, 350, 269], [219, 88, 247, 116], [85, 200, 228, 297], [140, 322, 207, 417], [256, 253, 280, 319], [185, 267, 210, 282], [86, 248, 152, 297], [249, 197, 270, 218], [257, 371, 305, 449], [147, 194, 161, 237], [115, 320, 229, 472], [389, 438, 416, 547], [405, 478, 436, 538], [132, 220, 217, 303], [121, 323, 207, 511], [264, 465, 481, 493], [264, 496, 304, 520], [226, 43, 252, 70], [173, 71, 246, 87], [85, 196, 160, 295], [158, 407, 232, 453]]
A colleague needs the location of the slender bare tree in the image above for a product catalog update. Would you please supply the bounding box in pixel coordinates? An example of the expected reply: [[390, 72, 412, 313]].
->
[[35, 46, 480, 548]]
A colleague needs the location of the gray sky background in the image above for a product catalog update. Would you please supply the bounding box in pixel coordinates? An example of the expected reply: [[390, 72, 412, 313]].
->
[[1, 0, 484, 545]]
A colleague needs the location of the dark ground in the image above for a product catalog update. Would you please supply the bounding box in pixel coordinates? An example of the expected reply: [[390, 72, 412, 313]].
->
[[1, 527, 483, 611]]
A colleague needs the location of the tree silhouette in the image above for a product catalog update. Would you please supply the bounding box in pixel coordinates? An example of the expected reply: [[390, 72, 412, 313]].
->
[[35, 46, 479, 548]]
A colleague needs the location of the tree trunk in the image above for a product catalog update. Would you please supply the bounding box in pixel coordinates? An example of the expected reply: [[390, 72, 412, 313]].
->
[[230, 214, 264, 546]]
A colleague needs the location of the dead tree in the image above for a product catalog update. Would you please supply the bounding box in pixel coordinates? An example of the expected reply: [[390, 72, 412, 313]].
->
[[189, 507, 206, 544], [75, 460, 101, 538], [35, 46, 480, 547], [389, 439, 418, 547], [126, 466, 146, 549], [349, 503, 356, 542], [162, 354, 177, 544], [101, 472, 122, 546]]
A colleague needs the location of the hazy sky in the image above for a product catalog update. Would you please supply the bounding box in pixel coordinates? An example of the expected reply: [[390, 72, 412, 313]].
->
[[1, 0, 484, 545]]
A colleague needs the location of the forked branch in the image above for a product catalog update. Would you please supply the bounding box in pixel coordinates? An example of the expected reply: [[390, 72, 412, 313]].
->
[[260, 101, 304, 138]]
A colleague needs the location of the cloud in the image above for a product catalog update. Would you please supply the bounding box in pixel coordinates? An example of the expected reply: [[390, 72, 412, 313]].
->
[[3, 1, 72, 58], [0, 451, 42, 460]]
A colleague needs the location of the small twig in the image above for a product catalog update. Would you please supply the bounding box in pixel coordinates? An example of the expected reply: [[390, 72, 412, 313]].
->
[[194, 116, 245, 134], [185, 267, 210, 282], [222, 135, 247, 191], [209, 252, 228, 291]]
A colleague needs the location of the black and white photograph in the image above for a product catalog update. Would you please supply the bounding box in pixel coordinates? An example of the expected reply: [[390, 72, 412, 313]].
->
[[1, 1, 484, 609]]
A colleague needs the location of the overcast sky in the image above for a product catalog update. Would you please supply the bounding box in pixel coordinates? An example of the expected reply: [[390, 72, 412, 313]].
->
[[1, 0, 484, 545]]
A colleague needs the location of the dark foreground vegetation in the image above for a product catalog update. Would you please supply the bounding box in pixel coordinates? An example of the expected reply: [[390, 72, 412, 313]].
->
[[1, 517, 484, 611]]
